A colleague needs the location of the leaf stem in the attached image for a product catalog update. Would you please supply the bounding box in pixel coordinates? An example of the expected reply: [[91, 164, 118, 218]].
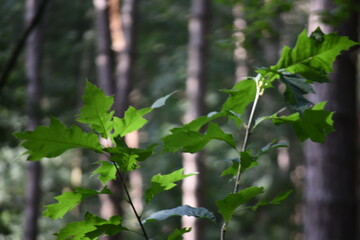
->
[[220, 74, 262, 240], [112, 161, 150, 240]]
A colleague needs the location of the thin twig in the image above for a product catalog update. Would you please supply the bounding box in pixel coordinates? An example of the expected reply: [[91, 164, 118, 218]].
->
[[0, 0, 51, 93], [220, 74, 262, 240], [112, 161, 149, 240]]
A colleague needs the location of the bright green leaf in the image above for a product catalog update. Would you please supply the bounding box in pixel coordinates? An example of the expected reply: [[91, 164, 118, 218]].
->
[[272, 28, 358, 83], [145, 168, 197, 203], [206, 122, 236, 149], [92, 161, 117, 184], [216, 186, 264, 223], [113, 107, 152, 138], [14, 117, 102, 161], [162, 130, 210, 153], [221, 78, 257, 115], [76, 81, 114, 139], [55, 212, 126, 240], [142, 205, 216, 224], [44, 188, 110, 220], [167, 228, 192, 240], [221, 159, 239, 177]]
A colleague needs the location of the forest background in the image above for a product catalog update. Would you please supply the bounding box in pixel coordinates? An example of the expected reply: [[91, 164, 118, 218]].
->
[[0, 0, 359, 239]]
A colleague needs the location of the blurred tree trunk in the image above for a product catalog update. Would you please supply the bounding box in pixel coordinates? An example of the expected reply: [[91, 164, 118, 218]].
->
[[304, 0, 359, 239], [94, 0, 114, 93], [182, 0, 209, 239], [232, 4, 248, 82], [24, 0, 43, 239], [94, 1, 122, 240]]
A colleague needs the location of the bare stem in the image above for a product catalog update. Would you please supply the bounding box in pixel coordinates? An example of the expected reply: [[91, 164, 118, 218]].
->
[[220, 75, 262, 240], [112, 161, 149, 240]]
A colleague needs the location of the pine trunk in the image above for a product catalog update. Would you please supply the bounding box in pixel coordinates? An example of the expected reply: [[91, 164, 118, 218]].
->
[[304, 0, 359, 239], [182, 0, 209, 239], [24, 0, 43, 239]]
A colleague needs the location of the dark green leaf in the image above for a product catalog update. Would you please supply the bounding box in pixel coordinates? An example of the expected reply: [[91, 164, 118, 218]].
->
[[272, 102, 334, 142], [217, 186, 264, 223], [145, 169, 197, 203], [162, 130, 210, 153], [248, 190, 293, 211], [143, 205, 216, 224], [14, 117, 102, 161], [280, 73, 315, 112]]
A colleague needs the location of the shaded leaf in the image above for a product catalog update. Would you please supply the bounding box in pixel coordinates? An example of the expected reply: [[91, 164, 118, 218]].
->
[[143, 205, 216, 224], [216, 186, 264, 223], [145, 169, 197, 203], [162, 130, 210, 153], [151, 91, 177, 109], [14, 117, 102, 161], [280, 73, 315, 112], [272, 102, 334, 142], [248, 190, 293, 211]]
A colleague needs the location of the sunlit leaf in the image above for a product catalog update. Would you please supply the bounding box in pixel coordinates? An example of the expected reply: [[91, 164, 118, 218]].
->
[[14, 117, 102, 161], [44, 188, 110, 220], [217, 186, 264, 223], [167, 228, 192, 240], [221, 78, 257, 115], [145, 169, 197, 203], [272, 28, 358, 83], [76, 81, 114, 139], [55, 212, 126, 240], [143, 205, 216, 224], [92, 161, 117, 184]]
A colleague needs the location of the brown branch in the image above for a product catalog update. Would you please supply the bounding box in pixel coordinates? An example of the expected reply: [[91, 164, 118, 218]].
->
[[0, 0, 51, 93]]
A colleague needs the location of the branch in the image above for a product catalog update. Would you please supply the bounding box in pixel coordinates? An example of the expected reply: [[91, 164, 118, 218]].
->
[[0, 0, 51, 93]]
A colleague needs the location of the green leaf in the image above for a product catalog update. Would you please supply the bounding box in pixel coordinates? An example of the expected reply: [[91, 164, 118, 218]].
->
[[105, 144, 155, 172], [280, 73, 315, 112], [221, 78, 257, 115], [216, 186, 264, 223], [14, 117, 103, 161], [142, 205, 216, 224], [92, 161, 117, 184], [76, 81, 114, 139], [145, 169, 197, 203], [272, 28, 358, 83], [55, 212, 126, 240], [162, 130, 210, 153], [257, 139, 288, 156], [44, 188, 110, 220], [167, 228, 192, 240], [248, 190, 293, 211], [151, 91, 177, 109], [113, 107, 152, 138], [221, 159, 239, 177], [240, 150, 258, 173], [272, 102, 334, 142], [206, 122, 236, 149]]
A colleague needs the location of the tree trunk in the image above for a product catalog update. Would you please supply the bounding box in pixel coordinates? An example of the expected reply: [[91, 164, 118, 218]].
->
[[24, 0, 43, 239], [182, 0, 209, 239], [304, 0, 358, 239], [93, 0, 114, 94]]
